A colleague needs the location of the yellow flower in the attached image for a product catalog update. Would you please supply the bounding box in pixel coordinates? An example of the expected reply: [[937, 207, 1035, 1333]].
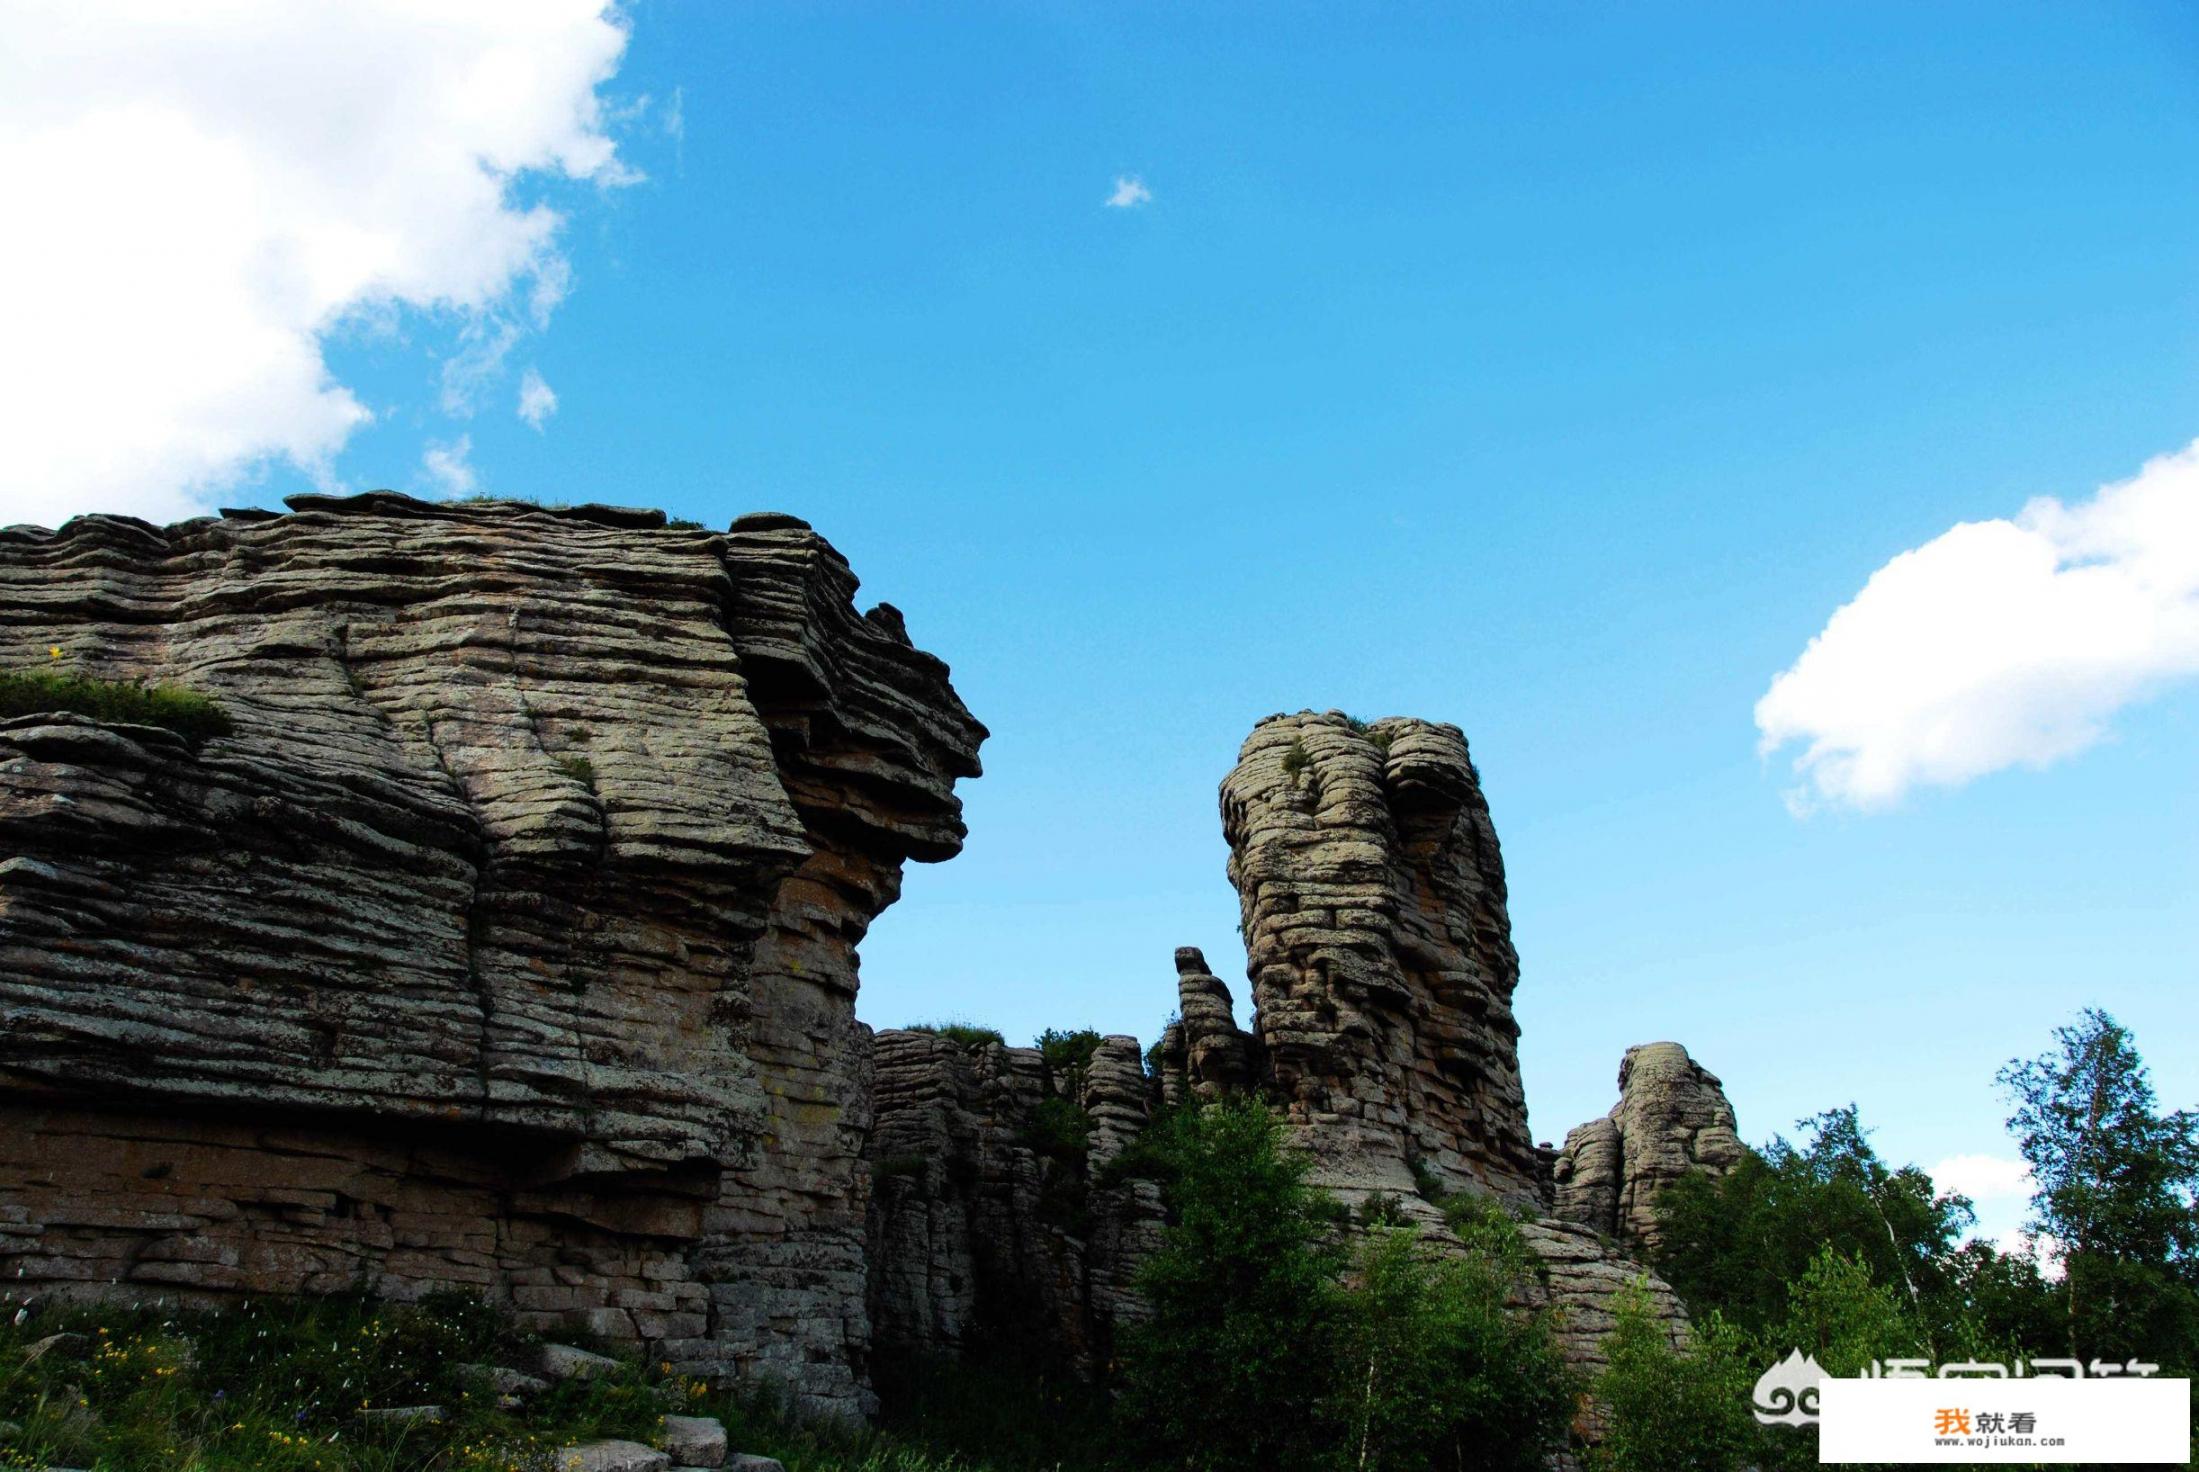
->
[[48, 646, 61, 658]]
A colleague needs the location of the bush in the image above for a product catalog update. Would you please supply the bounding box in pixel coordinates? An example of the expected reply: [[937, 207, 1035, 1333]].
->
[[1036, 1027, 1104, 1084], [1590, 1283, 1759, 1472], [1119, 1100, 1343, 1472], [1118, 1102, 1577, 1472], [904, 1021, 1006, 1049], [1329, 1227, 1576, 1472], [0, 668, 233, 742], [1022, 1095, 1094, 1163]]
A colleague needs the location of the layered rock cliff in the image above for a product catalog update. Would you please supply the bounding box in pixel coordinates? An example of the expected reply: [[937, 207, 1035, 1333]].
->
[[1218, 714, 1542, 1202], [867, 711, 1714, 1385], [863, 1031, 1161, 1375], [1552, 1041, 1744, 1254], [0, 492, 984, 1416]]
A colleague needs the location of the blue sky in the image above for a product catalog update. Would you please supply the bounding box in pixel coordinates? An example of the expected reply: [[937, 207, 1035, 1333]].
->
[[11, 1, 2197, 1248]]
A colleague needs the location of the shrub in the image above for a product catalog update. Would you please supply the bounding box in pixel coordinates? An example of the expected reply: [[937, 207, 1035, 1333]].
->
[[1119, 1099, 1343, 1472], [0, 668, 233, 742], [1280, 737, 1311, 779], [1022, 1095, 1094, 1163], [1329, 1227, 1577, 1472], [1590, 1282, 1759, 1472], [555, 753, 597, 789], [904, 1021, 1006, 1049], [1036, 1026, 1104, 1083]]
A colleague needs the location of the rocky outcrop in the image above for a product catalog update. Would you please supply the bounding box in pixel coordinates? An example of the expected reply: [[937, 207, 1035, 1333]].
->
[[1219, 714, 1540, 1203], [1215, 713, 1698, 1376], [863, 1030, 1160, 1374], [0, 493, 983, 1417], [1151, 946, 1252, 1104], [1552, 1041, 1744, 1254]]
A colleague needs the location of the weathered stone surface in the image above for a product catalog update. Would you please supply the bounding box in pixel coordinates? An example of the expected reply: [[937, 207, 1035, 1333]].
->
[[1219, 713, 1540, 1202], [862, 1029, 1161, 1372], [557, 1441, 669, 1472], [1552, 1041, 1744, 1253], [659, 1413, 727, 1467], [536, 1344, 622, 1383], [358, 1405, 445, 1427], [1166, 948, 1252, 1102], [0, 494, 984, 1418]]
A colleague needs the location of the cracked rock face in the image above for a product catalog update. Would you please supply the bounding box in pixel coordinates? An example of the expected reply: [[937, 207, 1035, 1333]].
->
[[1218, 713, 1540, 1203], [1552, 1041, 1744, 1254], [863, 1030, 1161, 1374], [0, 493, 983, 1418]]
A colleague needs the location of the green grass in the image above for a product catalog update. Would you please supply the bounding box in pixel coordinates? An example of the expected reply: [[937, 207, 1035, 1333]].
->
[[553, 754, 597, 790], [0, 1296, 1113, 1472], [0, 669, 233, 742], [902, 1022, 1006, 1049]]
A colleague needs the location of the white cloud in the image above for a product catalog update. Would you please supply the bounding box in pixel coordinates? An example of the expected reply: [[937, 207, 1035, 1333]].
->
[[1758, 439, 2199, 811], [1930, 1153, 2034, 1202], [517, 368, 559, 431], [1105, 174, 1152, 209], [419, 436, 478, 499], [0, 1, 631, 529]]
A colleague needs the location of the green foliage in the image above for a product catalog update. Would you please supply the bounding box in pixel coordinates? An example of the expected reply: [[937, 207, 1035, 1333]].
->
[[0, 1294, 1126, 1472], [1092, 1105, 1182, 1189], [1036, 1027, 1104, 1084], [0, 668, 233, 742], [1590, 1284, 1758, 1472], [1022, 1095, 1094, 1163], [554, 754, 597, 789], [903, 1021, 1006, 1049], [1404, 1156, 1445, 1204], [1328, 1227, 1576, 1472], [876, 1152, 927, 1179], [1653, 1106, 1979, 1354], [1280, 737, 1310, 779], [1119, 1100, 1344, 1472], [1120, 1102, 1575, 1472], [1998, 1008, 2199, 1367]]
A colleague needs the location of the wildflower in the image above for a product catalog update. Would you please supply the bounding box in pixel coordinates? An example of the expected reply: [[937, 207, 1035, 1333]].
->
[[48, 647, 60, 659]]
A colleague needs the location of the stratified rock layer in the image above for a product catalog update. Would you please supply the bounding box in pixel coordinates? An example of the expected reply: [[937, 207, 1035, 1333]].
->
[[863, 1031, 1160, 1373], [0, 493, 983, 1417], [1219, 714, 1540, 1202], [1552, 1041, 1744, 1254]]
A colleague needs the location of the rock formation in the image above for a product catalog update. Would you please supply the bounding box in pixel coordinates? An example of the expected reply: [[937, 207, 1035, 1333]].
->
[[0, 493, 984, 1417], [867, 711, 1718, 1387], [0, 490, 1734, 1422], [1219, 714, 1541, 1203], [1552, 1041, 1744, 1254], [863, 1030, 1160, 1374]]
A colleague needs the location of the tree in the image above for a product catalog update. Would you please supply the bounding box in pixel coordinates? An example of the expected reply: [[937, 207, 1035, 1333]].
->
[[1119, 1099, 1344, 1472], [1997, 1008, 2199, 1366], [1327, 1225, 1576, 1472], [1653, 1107, 1975, 1352], [1590, 1282, 1758, 1472]]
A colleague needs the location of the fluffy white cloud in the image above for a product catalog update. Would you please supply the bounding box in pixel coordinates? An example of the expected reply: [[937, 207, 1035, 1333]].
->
[[1105, 174, 1152, 209], [419, 436, 478, 499], [0, 1, 631, 529], [1930, 1152, 2034, 1203], [1758, 440, 2199, 811], [517, 368, 559, 431]]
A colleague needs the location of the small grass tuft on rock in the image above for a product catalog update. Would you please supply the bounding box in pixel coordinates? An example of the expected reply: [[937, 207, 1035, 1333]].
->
[[0, 668, 233, 742]]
